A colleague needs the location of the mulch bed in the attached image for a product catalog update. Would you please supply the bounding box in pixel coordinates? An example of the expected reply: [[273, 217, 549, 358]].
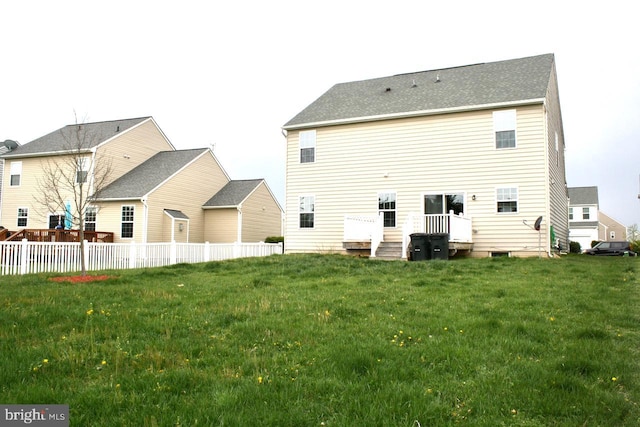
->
[[49, 275, 114, 283]]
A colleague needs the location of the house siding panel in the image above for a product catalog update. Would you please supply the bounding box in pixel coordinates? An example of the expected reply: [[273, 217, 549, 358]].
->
[[204, 209, 238, 243], [240, 183, 282, 242], [97, 119, 174, 187], [144, 152, 229, 243], [285, 105, 551, 256]]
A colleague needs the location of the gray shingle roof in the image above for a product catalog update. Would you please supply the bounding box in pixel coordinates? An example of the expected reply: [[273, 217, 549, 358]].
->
[[283, 54, 555, 129], [164, 209, 189, 220], [568, 186, 599, 206], [1, 117, 151, 157], [203, 179, 264, 207], [97, 149, 209, 199]]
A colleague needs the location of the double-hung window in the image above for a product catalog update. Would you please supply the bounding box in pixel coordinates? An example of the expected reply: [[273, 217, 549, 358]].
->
[[17, 207, 28, 227], [582, 207, 590, 220], [493, 110, 517, 149], [10, 161, 22, 186], [378, 192, 396, 227], [121, 206, 134, 238], [497, 187, 518, 213], [85, 206, 97, 231], [299, 130, 316, 163], [76, 157, 90, 184], [568, 207, 574, 220], [299, 196, 315, 228]]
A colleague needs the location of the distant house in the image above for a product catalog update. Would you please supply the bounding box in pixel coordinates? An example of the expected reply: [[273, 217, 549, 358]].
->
[[568, 186, 599, 250], [568, 186, 627, 250], [597, 211, 627, 242], [282, 54, 569, 258], [0, 117, 282, 243]]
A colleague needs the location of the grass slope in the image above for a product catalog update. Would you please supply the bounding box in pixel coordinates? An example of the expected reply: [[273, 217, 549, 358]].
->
[[0, 254, 638, 426]]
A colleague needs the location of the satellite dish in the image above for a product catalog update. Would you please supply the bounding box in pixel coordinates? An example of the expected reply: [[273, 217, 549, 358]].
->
[[2, 140, 18, 150], [534, 216, 543, 231]]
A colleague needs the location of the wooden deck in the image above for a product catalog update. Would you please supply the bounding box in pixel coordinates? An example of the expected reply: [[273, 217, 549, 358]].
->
[[1, 229, 114, 243]]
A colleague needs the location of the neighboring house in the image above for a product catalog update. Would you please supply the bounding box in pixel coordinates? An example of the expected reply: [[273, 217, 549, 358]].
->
[[282, 54, 569, 258], [597, 211, 627, 243], [568, 186, 599, 250], [0, 140, 20, 216], [0, 117, 282, 243], [568, 186, 628, 250]]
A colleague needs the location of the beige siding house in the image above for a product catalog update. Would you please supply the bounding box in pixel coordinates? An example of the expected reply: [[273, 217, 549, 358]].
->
[[568, 186, 628, 250], [202, 179, 283, 243], [282, 54, 569, 258], [0, 117, 283, 244]]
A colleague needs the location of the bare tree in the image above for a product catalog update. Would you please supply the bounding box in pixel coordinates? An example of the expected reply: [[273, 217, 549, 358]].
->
[[34, 115, 113, 275]]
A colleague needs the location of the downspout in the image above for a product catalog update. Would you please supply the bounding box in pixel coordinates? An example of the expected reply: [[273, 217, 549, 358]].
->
[[542, 104, 552, 257], [142, 197, 149, 244], [237, 205, 243, 243]]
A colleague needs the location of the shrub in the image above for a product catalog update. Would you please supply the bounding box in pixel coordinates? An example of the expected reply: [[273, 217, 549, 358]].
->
[[570, 241, 582, 253], [630, 240, 640, 253], [264, 236, 284, 244]]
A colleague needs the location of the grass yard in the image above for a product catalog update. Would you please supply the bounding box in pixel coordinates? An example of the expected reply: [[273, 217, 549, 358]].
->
[[0, 254, 638, 426]]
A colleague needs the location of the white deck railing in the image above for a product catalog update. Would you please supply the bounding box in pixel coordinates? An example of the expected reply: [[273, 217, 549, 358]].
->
[[343, 213, 384, 257], [0, 240, 283, 276], [401, 212, 472, 258]]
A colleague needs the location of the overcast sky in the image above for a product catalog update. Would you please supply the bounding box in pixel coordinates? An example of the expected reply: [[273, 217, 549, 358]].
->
[[2, 1, 639, 227]]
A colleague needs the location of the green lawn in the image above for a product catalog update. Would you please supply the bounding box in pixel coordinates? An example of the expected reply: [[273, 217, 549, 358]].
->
[[1, 254, 638, 426]]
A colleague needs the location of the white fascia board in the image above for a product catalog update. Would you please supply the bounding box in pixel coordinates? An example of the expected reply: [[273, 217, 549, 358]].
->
[[282, 99, 545, 131]]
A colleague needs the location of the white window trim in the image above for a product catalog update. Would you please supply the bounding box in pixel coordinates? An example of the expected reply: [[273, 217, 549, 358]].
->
[[378, 190, 397, 228], [298, 195, 315, 229], [422, 191, 467, 215], [85, 206, 97, 231], [496, 186, 519, 214], [493, 110, 517, 149], [76, 156, 91, 184], [121, 205, 135, 239], [10, 161, 22, 187], [299, 130, 316, 164], [17, 207, 29, 227]]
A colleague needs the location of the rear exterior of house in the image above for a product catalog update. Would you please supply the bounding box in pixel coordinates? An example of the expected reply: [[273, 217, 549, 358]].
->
[[0, 117, 173, 233], [283, 54, 569, 258]]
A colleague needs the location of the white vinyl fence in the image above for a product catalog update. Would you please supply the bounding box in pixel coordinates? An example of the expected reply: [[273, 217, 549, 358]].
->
[[0, 240, 283, 276]]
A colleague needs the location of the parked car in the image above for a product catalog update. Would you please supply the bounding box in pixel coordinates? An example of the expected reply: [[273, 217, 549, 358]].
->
[[584, 241, 637, 256]]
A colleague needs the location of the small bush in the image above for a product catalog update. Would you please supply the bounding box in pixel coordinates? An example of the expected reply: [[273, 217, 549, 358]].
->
[[630, 240, 640, 253], [570, 241, 582, 253], [264, 236, 284, 244]]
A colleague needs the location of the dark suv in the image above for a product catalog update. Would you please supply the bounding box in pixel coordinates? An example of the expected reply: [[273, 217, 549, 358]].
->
[[584, 241, 637, 256]]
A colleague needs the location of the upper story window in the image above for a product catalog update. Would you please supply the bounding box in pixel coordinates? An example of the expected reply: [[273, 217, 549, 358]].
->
[[10, 161, 22, 186], [496, 187, 518, 213], [17, 207, 28, 227], [582, 207, 590, 220], [121, 205, 134, 238], [76, 157, 90, 184], [569, 207, 574, 220], [493, 110, 517, 149], [299, 130, 316, 163], [378, 192, 396, 227], [299, 196, 315, 228]]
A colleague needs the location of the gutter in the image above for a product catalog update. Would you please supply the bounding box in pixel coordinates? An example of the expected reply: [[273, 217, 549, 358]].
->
[[283, 98, 546, 131]]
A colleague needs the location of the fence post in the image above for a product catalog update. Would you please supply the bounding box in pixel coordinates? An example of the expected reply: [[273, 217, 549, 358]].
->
[[129, 241, 137, 269], [83, 240, 90, 272], [170, 241, 177, 265], [203, 242, 210, 262], [20, 239, 28, 275]]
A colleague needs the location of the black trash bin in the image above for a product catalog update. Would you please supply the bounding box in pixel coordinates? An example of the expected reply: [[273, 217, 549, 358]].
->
[[409, 233, 430, 261], [428, 233, 449, 260]]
